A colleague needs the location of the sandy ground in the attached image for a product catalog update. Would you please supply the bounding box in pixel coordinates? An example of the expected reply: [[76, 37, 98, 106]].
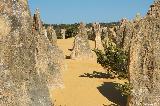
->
[[50, 38, 127, 106]]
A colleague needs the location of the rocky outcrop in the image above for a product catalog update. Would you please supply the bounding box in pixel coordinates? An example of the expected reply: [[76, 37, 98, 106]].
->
[[70, 22, 96, 60], [0, 0, 52, 105], [128, 1, 160, 106], [32, 9, 65, 88], [116, 18, 131, 50], [102, 27, 109, 48], [34, 31, 64, 89], [47, 25, 57, 45], [92, 22, 104, 51], [61, 29, 66, 39], [116, 17, 141, 52], [33, 8, 43, 32]]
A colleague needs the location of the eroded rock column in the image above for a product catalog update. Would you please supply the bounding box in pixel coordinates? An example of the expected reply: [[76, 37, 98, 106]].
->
[[70, 22, 96, 60], [47, 25, 57, 45], [92, 22, 104, 51], [61, 29, 66, 39], [128, 1, 160, 106], [0, 0, 52, 105], [32, 9, 65, 89]]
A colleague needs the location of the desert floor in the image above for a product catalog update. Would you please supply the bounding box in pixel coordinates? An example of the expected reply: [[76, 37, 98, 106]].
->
[[50, 38, 127, 106]]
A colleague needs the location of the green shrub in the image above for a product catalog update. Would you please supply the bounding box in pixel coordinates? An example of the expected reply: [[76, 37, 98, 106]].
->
[[94, 41, 131, 96], [65, 25, 78, 38], [94, 43, 128, 78], [115, 82, 132, 96]]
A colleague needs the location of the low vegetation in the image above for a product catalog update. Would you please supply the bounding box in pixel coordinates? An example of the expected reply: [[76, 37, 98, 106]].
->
[[94, 40, 131, 96], [115, 82, 132, 96], [94, 43, 128, 79]]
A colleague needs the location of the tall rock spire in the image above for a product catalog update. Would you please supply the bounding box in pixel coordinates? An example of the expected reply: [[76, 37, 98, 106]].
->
[[128, 1, 160, 106], [0, 1, 52, 105]]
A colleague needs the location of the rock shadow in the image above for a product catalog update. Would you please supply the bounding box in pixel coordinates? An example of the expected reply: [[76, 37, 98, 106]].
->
[[68, 48, 73, 51], [65, 55, 71, 59], [97, 82, 128, 106]]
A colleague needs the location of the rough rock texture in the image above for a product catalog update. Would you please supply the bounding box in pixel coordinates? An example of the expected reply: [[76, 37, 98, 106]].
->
[[33, 8, 42, 32], [61, 29, 66, 39], [42, 26, 48, 38], [92, 22, 104, 51], [46, 26, 66, 74], [102, 27, 109, 48], [47, 25, 57, 45], [86, 27, 94, 40], [108, 27, 117, 42], [70, 22, 96, 60], [121, 22, 135, 52], [0, 0, 52, 105], [116, 13, 143, 52], [32, 9, 65, 88], [34, 31, 64, 89], [128, 1, 160, 106], [116, 18, 139, 52], [116, 18, 129, 48]]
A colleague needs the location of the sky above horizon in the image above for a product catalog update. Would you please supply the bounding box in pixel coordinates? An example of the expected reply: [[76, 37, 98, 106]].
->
[[28, 0, 154, 24]]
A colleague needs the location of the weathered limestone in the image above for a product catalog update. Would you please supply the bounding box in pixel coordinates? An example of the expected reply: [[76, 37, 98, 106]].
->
[[102, 27, 109, 48], [102, 27, 108, 36], [70, 22, 96, 60], [116, 18, 134, 51], [46, 26, 65, 74], [34, 30, 64, 89], [116, 19, 127, 48], [32, 10, 65, 88], [87, 27, 94, 40], [33, 8, 42, 32], [147, 0, 160, 18], [108, 27, 117, 42], [61, 29, 66, 39], [86, 27, 92, 32], [128, 1, 160, 106], [42, 26, 48, 38], [116, 14, 143, 52], [0, 0, 52, 105], [47, 25, 57, 45], [92, 22, 104, 51]]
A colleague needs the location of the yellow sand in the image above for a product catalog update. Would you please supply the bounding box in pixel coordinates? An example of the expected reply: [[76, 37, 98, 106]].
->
[[50, 38, 126, 106]]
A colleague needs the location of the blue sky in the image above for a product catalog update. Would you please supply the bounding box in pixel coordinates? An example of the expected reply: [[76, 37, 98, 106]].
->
[[28, 0, 154, 24]]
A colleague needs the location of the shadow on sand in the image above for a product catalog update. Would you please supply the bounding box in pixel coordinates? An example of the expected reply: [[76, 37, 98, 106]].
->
[[79, 71, 114, 79], [97, 82, 128, 106], [65, 55, 71, 59], [68, 48, 73, 51]]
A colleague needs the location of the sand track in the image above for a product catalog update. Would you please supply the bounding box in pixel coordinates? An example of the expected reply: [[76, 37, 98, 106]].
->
[[50, 38, 127, 106]]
